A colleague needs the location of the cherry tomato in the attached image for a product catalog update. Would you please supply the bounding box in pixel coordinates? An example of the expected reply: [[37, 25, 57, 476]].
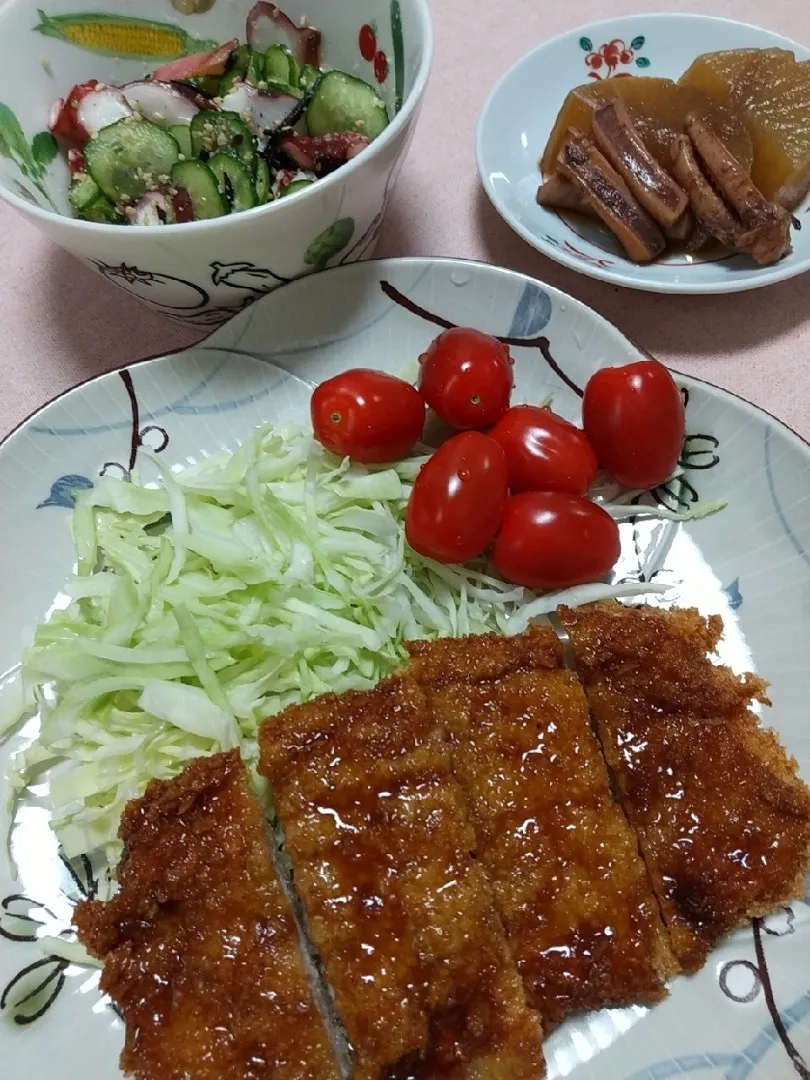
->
[[489, 404, 598, 496], [406, 432, 508, 564], [48, 80, 99, 147], [492, 491, 621, 590], [418, 327, 513, 430], [359, 24, 377, 62], [582, 359, 685, 490], [311, 369, 425, 464]]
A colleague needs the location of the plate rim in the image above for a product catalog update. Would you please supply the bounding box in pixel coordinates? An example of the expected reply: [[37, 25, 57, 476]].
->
[[475, 11, 810, 296], [2, 255, 808, 456]]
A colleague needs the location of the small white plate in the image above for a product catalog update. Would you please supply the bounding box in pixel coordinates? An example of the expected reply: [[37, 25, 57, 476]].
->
[[476, 13, 810, 294], [1, 258, 809, 1078]]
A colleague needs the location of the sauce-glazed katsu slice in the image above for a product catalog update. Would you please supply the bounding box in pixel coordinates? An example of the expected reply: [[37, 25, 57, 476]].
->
[[559, 604, 810, 972], [74, 750, 340, 1080], [258, 677, 544, 1080], [406, 627, 677, 1030]]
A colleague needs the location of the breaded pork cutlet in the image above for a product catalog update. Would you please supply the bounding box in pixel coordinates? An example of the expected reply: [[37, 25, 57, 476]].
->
[[560, 604, 810, 972], [406, 626, 677, 1030], [74, 750, 339, 1080], [258, 677, 544, 1080]]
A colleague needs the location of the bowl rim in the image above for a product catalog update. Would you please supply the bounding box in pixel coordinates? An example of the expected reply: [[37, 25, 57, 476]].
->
[[0, 0, 434, 235], [475, 11, 810, 296]]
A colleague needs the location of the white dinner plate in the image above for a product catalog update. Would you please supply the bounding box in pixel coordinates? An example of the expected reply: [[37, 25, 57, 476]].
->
[[1, 258, 808, 1079], [476, 13, 810, 294]]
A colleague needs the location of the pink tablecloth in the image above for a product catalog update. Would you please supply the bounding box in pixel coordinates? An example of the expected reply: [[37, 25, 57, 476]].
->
[[1, 0, 808, 443]]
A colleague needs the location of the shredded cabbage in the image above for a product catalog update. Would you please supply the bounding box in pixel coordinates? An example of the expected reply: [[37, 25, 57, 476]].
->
[[9, 428, 535, 864], [9, 425, 688, 866], [37, 936, 103, 969]]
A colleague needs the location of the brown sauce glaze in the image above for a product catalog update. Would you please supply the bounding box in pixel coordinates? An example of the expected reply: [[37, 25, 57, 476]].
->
[[407, 627, 677, 1030], [74, 750, 340, 1080], [559, 604, 810, 972], [259, 678, 544, 1080]]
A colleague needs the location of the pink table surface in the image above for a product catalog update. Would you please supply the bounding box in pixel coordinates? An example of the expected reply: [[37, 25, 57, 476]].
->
[[1, 0, 808, 444]]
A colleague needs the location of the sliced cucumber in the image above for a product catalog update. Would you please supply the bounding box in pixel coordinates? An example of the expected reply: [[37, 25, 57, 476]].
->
[[255, 157, 271, 203], [89, 203, 124, 224], [208, 151, 256, 212], [69, 172, 124, 223], [190, 111, 256, 175], [81, 192, 125, 224], [298, 63, 320, 92], [68, 171, 100, 212], [218, 70, 243, 96], [263, 76, 300, 96], [278, 177, 315, 198], [179, 74, 221, 96], [169, 123, 193, 158], [84, 118, 180, 203], [306, 70, 389, 140], [228, 43, 252, 77], [247, 49, 265, 87], [265, 44, 298, 86], [219, 43, 252, 95], [170, 159, 228, 219]]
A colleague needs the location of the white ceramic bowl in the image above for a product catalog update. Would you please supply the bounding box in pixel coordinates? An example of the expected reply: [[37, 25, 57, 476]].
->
[[476, 13, 810, 294], [0, 0, 432, 324]]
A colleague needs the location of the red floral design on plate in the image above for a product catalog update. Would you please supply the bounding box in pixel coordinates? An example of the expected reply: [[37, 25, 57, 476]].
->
[[374, 49, 389, 83], [579, 34, 651, 80], [543, 232, 615, 268], [358, 20, 388, 83], [359, 23, 377, 62]]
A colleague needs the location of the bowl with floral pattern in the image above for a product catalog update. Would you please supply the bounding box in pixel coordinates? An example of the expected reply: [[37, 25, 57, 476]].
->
[[476, 13, 810, 294], [0, 0, 432, 325]]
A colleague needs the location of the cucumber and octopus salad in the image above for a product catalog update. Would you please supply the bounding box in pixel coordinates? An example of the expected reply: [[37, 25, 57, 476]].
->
[[49, 2, 390, 225]]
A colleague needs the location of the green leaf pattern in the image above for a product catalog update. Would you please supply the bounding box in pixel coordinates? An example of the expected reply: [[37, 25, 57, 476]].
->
[[304, 218, 355, 268], [0, 104, 33, 164], [0, 103, 56, 208], [32, 131, 59, 168], [390, 0, 405, 115]]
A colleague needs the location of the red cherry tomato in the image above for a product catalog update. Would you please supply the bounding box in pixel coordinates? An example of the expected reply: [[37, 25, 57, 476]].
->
[[489, 404, 598, 496], [406, 432, 508, 564], [311, 369, 425, 464], [359, 24, 377, 61], [582, 359, 685, 490], [418, 327, 514, 431], [492, 491, 621, 590], [49, 80, 100, 146]]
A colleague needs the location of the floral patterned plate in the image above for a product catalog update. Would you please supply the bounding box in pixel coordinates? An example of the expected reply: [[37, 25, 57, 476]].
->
[[1, 258, 809, 1079], [476, 13, 810, 294]]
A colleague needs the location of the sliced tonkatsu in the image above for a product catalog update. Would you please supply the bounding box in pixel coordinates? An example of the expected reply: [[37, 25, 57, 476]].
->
[[74, 750, 340, 1080], [559, 603, 810, 971], [406, 626, 678, 1029], [258, 676, 545, 1080]]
